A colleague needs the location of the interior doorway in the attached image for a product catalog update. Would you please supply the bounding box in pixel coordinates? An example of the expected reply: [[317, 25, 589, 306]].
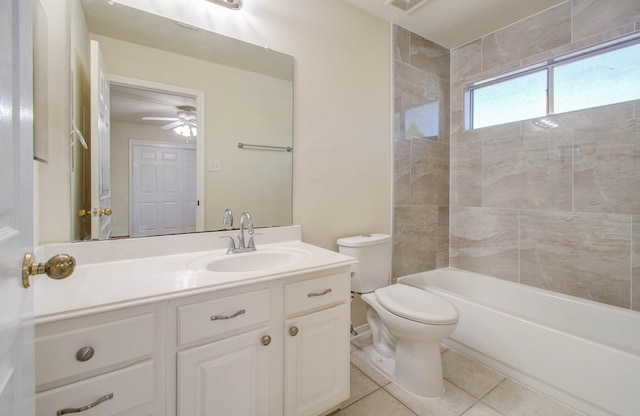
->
[[108, 76, 205, 238]]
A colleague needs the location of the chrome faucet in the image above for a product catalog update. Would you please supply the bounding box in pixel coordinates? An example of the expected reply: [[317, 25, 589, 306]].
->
[[238, 212, 256, 251], [219, 210, 257, 254]]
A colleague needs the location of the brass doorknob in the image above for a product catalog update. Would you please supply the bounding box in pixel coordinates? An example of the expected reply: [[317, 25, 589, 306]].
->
[[78, 209, 89, 217], [98, 208, 112, 216], [22, 253, 76, 288]]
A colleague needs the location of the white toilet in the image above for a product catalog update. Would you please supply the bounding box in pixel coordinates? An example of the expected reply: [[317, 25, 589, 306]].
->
[[337, 234, 459, 398]]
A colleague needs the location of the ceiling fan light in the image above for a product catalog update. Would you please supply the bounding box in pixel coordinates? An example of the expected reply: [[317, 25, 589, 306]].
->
[[205, 0, 243, 10], [173, 124, 191, 137]]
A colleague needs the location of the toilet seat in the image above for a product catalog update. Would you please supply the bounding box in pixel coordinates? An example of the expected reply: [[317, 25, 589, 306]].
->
[[375, 284, 458, 325]]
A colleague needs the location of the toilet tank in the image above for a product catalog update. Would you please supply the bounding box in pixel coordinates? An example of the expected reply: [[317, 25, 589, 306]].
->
[[337, 234, 392, 293]]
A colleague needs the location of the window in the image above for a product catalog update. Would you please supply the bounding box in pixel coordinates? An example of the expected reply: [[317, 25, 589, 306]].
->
[[466, 35, 640, 130]]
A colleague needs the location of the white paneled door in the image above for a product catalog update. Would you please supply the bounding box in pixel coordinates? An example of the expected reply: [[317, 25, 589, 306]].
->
[[130, 142, 197, 237], [0, 0, 35, 414], [90, 40, 112, 240]]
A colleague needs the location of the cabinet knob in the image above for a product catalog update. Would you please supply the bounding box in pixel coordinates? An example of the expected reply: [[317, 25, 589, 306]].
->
[[261, 335, 271, 346], [289, 326, 298, 337], [76, 346, 95, 362]]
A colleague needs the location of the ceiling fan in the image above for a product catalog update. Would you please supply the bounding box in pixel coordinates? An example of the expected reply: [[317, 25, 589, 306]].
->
[[141, 105, 197, 139]]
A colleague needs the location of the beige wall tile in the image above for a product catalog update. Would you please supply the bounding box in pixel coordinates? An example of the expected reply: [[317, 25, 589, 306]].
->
[[483, 130, 573, 211], [394, 138, 411, 205], [520, 211, 631, 308], [633, 216, 640, 311], [573, 0, 640, 41], [394, 24, 411, 64], [409, 32, 450, 81], [451, 119, 522, 145], [393, 205, 439, 278], [482, 2, 571, 71], [451, 142, 483, 207], [451, 39, 482, 81], [410, 139, 450, 206], [394, 61, 446, 141], [450, 207, 519, 281], [437, 206, 450, 269], [574, 119, 640, 214]]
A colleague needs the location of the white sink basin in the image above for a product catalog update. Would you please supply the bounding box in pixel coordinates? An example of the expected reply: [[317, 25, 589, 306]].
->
[[188, 247, 311, 273]]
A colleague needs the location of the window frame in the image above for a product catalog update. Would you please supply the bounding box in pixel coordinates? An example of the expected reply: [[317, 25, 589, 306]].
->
[[464, 33, 640, 130]]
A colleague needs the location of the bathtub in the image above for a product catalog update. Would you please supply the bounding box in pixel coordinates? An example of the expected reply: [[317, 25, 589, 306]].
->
[[398, 267, 640, 416]]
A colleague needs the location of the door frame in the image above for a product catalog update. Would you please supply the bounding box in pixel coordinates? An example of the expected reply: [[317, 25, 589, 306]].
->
[[128, 140, 197, 237], [108, 74, 205, 233]]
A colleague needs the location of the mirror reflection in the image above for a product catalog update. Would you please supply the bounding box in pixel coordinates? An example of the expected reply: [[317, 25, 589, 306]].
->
[[68, 0, 294, 241]]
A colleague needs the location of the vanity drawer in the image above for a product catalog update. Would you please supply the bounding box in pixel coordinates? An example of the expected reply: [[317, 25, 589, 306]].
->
[[36, 313, 155, 388], [178, 288, 270, 346], [36, 360, 155, 416], [285, 273, 350, 316]]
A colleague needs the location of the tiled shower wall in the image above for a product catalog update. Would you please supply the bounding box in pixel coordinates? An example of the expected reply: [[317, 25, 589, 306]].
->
[[449, 0, 640, 310], [392, 26, 450, 280]]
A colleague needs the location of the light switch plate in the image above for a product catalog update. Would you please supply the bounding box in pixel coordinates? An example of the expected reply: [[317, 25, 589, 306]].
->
[[208, 159, 221, 172]]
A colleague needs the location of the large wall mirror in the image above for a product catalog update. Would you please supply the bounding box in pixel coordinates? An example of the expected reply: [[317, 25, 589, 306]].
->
[[63, 0, 293, 241]]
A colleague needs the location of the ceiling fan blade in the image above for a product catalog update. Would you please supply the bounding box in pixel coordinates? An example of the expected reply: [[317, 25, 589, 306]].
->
[[161, 121, 184, 130], [142, 116, 179, 121]]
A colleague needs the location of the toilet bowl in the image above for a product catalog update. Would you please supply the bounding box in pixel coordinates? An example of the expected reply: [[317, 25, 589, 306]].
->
[[337, 234, 459, 398], [361, 284, 458, 398]]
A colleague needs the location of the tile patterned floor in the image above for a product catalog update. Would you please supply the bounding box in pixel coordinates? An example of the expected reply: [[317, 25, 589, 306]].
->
[[334, 332, 584, 416]]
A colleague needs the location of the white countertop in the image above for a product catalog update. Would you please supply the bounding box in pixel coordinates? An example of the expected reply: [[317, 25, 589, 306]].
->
[[34, 227, 356, 323]]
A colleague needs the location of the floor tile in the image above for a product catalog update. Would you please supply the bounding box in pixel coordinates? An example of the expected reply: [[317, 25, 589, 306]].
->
[[482, 379, 582, 416], [462, 402, 505, 416], [334, 389, 417, 416], [350, 332, 373, 351], [339, 365, 380, 409], [385, 380, 477, 416], [442, 349, 505, 398], [350, 345, 391, 387]]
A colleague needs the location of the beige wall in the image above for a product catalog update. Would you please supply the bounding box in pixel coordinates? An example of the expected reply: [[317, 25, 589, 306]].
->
[[449, 0, 640, 310], [37, 0, 393, 249]]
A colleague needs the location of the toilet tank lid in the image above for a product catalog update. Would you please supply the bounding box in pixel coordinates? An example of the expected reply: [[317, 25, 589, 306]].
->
[[337, 233, 391, 247]]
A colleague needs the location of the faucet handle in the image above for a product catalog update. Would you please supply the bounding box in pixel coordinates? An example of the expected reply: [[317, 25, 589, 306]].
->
[[247, 233, 262, 250], [223, 208, 233, 229], [219, 236, 237, 254]]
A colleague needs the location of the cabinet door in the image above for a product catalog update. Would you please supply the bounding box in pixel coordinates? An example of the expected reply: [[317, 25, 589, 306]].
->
[[285, 303, 350, 416], [178, 328, 271, 416]]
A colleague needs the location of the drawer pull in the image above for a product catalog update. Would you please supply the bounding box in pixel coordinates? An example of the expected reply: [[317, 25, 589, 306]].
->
[[261, 335, 272, 346], [56, 393, 113, 415], [308, 288, 332, 298], [75, 346, 95, 362], [211, 309, 246, 321]]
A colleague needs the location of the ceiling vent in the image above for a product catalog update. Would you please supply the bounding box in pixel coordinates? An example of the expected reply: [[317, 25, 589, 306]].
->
[[384, 0, 427, 13]]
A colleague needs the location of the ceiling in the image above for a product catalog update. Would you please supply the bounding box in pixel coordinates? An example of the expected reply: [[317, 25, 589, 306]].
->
[[343, 0, 566, 49], [110, 84, 196, 124]]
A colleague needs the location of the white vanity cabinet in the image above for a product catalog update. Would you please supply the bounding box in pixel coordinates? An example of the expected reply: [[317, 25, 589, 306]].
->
[[34, 303, 165, 416], [174, 288, 274, 416], [35, 242, 354, 416], [284, 273, 351, 416]]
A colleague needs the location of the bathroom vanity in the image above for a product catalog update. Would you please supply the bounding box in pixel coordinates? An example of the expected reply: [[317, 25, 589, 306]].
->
[[33, 226, 355, 416]]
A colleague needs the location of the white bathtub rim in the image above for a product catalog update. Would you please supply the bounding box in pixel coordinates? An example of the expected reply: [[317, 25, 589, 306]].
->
[[398, 267, 640, 354]]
